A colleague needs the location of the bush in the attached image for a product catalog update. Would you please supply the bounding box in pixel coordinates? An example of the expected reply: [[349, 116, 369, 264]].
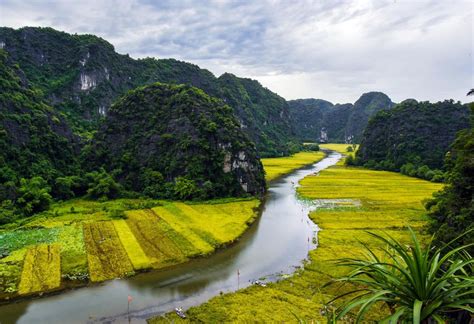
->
[[85, 169, 122, 200], [53, 176, 86, 200], [16, 177, 52, 216], [141, 169, 165, 198], [327, 229, 473, 322], [0, 200, 17, 225], [174, 177, 201, 200], [304, 143, 320, 152], [344, 155, 355, 166]]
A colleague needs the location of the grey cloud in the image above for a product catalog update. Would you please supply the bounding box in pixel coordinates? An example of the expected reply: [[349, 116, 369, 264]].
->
[[0, 0, 472, 103]]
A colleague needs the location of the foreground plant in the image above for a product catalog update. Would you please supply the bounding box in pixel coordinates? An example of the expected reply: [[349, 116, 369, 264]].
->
[[325, 229, 473, 323]]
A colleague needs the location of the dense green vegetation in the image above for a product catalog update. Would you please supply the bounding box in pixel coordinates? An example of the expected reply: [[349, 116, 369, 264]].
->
[[288, 92, 394, 143], [85, 82, 265, 199], [354, 99, 470, 181], [426, 104, 473, 250], [0, 26, 299, 156], [0, 49, 80, 223]]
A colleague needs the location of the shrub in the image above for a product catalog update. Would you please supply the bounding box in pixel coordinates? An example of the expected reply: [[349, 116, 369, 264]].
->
[[174, 177, 201, 200], [16, 177, 52, 216], [326, 229, 473, 322], [85, 169, 122, 200]]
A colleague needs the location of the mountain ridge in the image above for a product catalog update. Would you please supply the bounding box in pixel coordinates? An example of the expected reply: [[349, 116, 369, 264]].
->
[[288, 91, 395, 143], [0, 26, 298, 156]]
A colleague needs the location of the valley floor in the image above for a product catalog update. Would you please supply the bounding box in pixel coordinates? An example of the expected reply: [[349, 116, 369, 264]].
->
[[0, 198, 260, 300], [148, 148, 441, 322], [0, 150, 327, 302]]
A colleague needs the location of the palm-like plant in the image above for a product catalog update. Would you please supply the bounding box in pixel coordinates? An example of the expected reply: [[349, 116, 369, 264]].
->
[[325, 228, 473, 323]]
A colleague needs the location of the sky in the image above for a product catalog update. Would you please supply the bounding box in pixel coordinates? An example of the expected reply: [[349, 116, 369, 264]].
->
[[0, 0, 472, 104]]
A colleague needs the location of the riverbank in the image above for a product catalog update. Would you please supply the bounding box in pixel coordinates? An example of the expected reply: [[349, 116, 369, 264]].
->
[[149, 154, 441, 322], [0, 198, 260, 302]]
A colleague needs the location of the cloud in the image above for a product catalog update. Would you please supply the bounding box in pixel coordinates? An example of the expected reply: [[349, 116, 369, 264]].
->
[[0, 0, 472, 103]]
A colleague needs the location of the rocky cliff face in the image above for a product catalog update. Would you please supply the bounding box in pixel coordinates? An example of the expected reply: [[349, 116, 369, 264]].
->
[[85, 83, 266, 198], [0, 26, 298, 156], [288, 92, 394, 143]]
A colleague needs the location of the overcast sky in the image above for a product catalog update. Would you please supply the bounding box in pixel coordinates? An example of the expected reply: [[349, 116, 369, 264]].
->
[[1, 0, 472, 103]]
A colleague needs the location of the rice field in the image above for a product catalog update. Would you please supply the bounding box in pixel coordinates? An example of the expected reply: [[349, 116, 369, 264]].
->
[[18, 244, 61, 295], [261, 151, 326, 182], [0, 197, 260, 299], [150, 165, 442, 323], [83, 221, 134, 282], [319, 143, 359, 155]]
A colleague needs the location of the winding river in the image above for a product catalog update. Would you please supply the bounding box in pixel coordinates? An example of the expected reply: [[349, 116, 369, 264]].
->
[[0, 152, 341, 324]]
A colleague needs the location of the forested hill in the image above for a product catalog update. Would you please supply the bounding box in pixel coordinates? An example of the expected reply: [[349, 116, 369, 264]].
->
[[354, 99, 471, 180], [85, 83, 266, 199], [0, 49, 79, 187], [288, 92, 394, 143], [0, 26, 297, 157]]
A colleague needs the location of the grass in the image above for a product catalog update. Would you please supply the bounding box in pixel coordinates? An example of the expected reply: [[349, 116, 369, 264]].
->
[[18, 244, 61, 295], [261, 151, 325, 182], [149, 165, 442, 323], [0, 197, 260, 299]]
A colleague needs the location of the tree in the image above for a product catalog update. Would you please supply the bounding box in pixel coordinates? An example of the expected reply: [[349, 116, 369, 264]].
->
[[16, 177, 52, 215], [53, 176, 85, 200], [141, 169, 165, 198], [426, 105, 473, 250], [174, 177, 200, 200], [326, 229, 473, 322], [85, 169, 122, 200]]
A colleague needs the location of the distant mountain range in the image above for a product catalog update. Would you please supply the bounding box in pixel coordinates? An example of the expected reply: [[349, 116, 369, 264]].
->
[[288, 92, 395, 143]]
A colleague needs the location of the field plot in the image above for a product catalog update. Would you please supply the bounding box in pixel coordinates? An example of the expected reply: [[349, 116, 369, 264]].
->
[[154, 200, 259, 252], [261, 151, 325, 182], [83, 222, 134, 282], [57, 224, 88, 277], [0, 197, 260, 299], [0, 249, 27, 296], [153, 204, 215, 254], [113, 219, 151, 270], [151, 166, 442, 323], [125, 210, 186, 269], [18, 244, 61, 295]]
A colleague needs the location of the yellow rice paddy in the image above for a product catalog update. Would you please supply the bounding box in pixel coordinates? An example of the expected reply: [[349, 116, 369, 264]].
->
[[261, 151, 326, 182]]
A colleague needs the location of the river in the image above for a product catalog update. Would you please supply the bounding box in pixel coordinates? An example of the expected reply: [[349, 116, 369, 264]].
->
[[0, 151, 341, 324]]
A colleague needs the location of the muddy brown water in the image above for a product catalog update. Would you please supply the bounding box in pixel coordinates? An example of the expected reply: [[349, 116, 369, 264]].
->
[[0, 152, 341, 324]]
